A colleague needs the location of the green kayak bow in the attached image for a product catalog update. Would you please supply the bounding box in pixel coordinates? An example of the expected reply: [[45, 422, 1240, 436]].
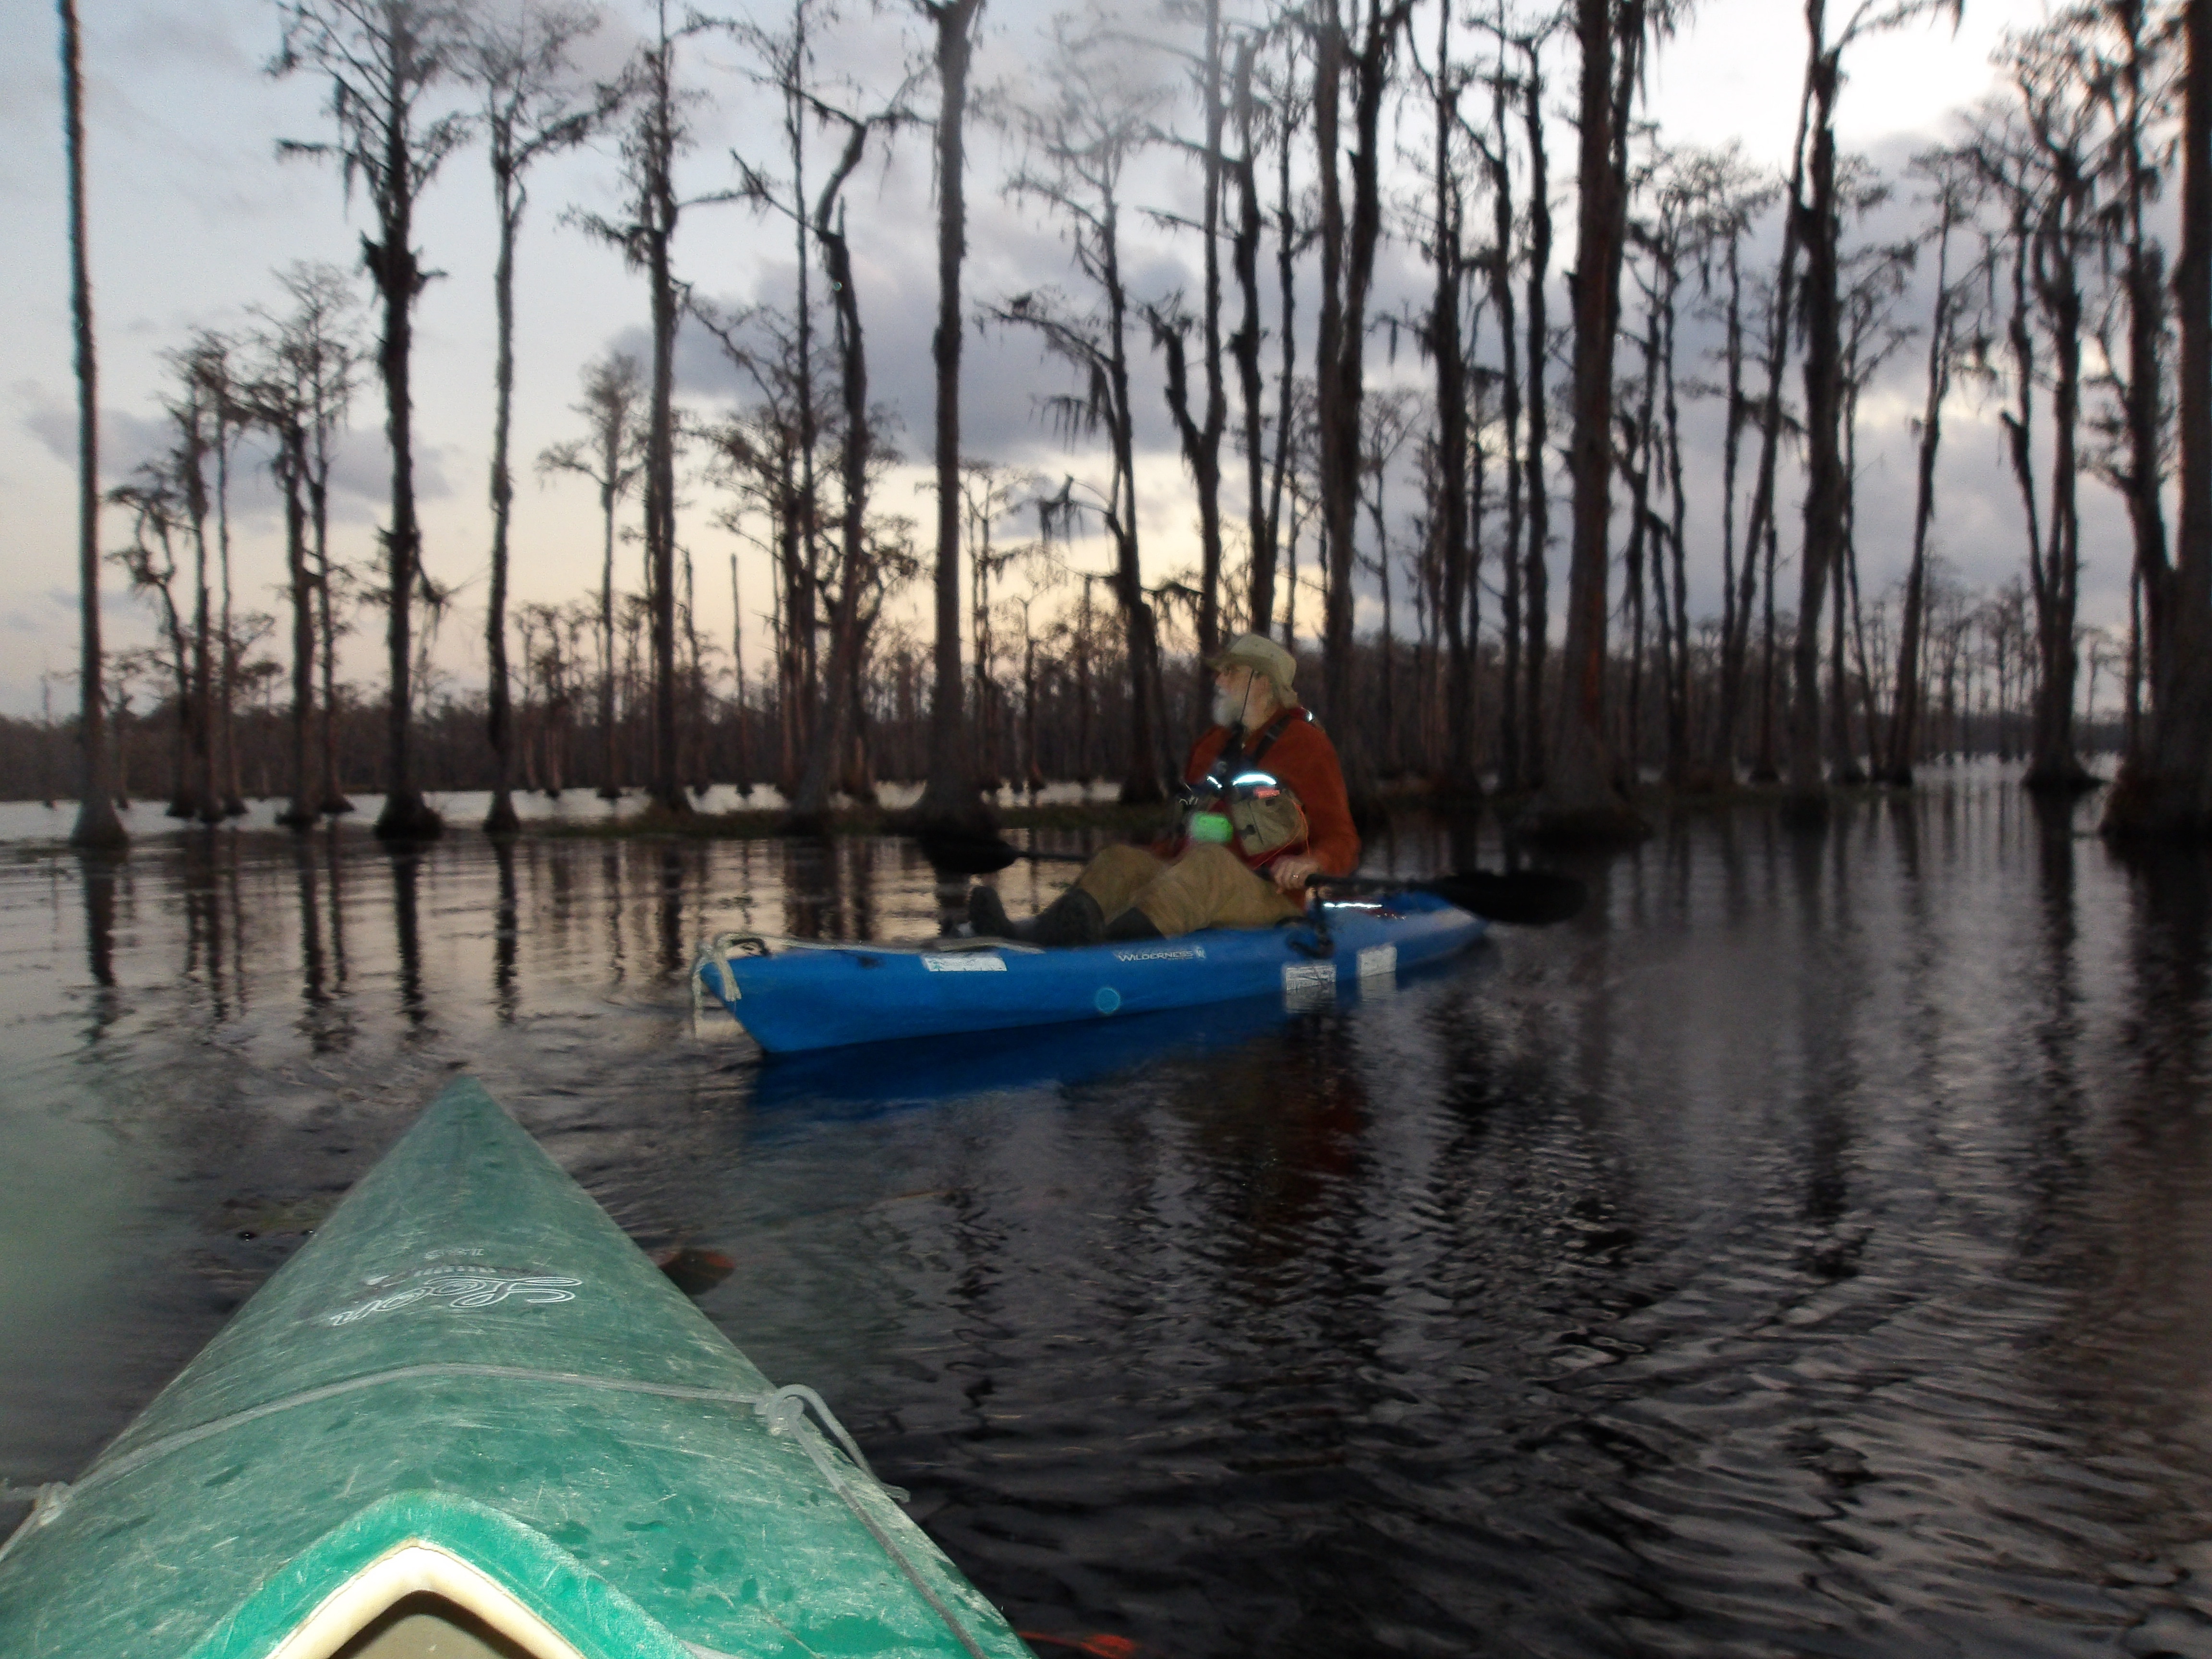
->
[[0, 1079, 1032, 1659]]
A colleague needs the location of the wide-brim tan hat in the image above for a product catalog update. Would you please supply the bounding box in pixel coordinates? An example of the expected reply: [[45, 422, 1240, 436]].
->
[[1207, 633, 1296, 700]]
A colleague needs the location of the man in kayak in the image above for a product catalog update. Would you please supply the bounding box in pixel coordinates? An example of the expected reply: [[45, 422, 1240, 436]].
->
[[968, 633, 1359, 944]]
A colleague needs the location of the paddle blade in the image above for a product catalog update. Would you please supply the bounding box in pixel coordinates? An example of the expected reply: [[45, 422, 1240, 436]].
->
[[655, 1246, 735, 1298], [913, 830, 1022, 875], [1429, 868, 1587, 926]]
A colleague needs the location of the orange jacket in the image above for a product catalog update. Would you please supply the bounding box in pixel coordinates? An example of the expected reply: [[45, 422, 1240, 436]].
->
[[1175, 707, 1360, 877]]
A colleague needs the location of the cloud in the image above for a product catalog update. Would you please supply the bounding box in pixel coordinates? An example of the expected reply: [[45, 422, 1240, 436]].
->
[[16, 382, 180, 484]]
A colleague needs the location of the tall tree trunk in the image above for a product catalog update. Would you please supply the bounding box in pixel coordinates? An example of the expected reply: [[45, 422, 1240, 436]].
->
[[367, 79, 438, 838], [215, 410, 245, 816], [788, 132, 882, 830], [1106, 214, 1165, 804], [905, 0, 993, 833], [1229, 38, 1272, 635], [484, 145, 522, 833], [59, 0, 123, 850], [1529, 0, 1641, 838], [1194, 0, 1226, 668], [1426, 0, 1476, 800], [311, 427, 349, 813], [2112, 14, 2173, 768], [1787, 20, 1844, 821], [2026, 190, 2092, 792], [1486, 56, 1525, 792], [1265, 88, 1301, 643], [278, 424, 318, 828], [1520, 34, 1552, 785], [598, 477, 621, 797], [1621, 287, 1661, 784], [1660, 249, 1691, 786], [1314, 0, 1353, 733], [1712, 231, 1746, 778], [1827, 478, 1857, 781], [1884, 188, 1958, 785], [181, 397, 217, 823], [1722, 78, 1811, 781], [1315, 0, 1406, 812], [641, 26, 687, 818]]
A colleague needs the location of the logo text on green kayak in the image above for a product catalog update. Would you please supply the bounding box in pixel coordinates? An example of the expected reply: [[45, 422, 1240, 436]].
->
[[319, 1261, 584, 1326]]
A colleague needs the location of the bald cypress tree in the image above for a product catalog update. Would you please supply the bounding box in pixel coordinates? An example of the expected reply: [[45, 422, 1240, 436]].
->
[[2107, 0, 2212, 836], [58, 0, 124, 850], [898, 0, 995, 835], [461, 0, 610, 835], [273, 0, 472, 841]]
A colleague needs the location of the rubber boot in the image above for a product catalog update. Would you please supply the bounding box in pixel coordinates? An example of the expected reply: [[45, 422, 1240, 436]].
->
[[1030, 887, 1105, 947], [967, 885, 1018, 939], [1102, 906, 1163, 942]]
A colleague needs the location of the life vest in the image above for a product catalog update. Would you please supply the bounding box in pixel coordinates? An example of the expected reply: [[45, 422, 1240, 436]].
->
[[1185, 710, 1310, 861]]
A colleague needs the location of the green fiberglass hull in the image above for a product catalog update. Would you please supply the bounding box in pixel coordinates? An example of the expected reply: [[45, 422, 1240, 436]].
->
[[0, 1079, 1031, 1659]]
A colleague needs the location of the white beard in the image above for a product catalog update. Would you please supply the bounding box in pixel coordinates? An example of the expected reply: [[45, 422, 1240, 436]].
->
[[1212, 686, 1246, 727]]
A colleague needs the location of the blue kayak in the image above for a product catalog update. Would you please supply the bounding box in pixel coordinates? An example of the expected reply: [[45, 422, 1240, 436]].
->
[[694, 890, 1486, 1053]]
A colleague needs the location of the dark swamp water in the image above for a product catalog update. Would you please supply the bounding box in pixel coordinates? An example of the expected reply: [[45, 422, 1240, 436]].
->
[[6, 769, 2212, 1658]]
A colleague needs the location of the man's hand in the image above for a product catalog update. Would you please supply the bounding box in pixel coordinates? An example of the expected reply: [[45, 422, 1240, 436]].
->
[[1270, 853, 1324, 893]]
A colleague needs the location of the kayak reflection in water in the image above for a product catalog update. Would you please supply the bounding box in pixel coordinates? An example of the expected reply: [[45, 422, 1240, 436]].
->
[[968, 634, 1360, 945]]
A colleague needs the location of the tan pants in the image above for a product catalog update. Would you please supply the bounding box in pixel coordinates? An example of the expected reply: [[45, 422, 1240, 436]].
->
[[1073, 843, 1307, 938]]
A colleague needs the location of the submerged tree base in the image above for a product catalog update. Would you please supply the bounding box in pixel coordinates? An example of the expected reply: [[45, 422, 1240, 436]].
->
[[374, 792, 445, 842], [1779, 787, 1830, 830], [67, 800, 128, 851], [2100, 759, 2212, 841], [2023, 760, 2103, 796], [483, 792, 521, 837]]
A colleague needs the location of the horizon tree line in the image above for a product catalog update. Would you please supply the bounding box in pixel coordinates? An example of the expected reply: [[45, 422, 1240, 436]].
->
[[46, 0, 2212, 852]]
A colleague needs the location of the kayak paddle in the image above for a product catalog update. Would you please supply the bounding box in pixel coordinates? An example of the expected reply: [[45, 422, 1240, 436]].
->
[[911, 829, 1587, 926], [912, 829, 1084, 874], [1310, 870, 1586, 926]]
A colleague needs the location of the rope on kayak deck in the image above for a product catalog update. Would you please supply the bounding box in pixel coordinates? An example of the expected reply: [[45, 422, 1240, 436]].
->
[[4, 1366, 1004, 1659], [756, 1385, 995, 1659], [692, 931, 771, 1022], [754, 1384, 898, 1494], [31, 1365, 781, 1510], [0, 1484, 72, 1574]]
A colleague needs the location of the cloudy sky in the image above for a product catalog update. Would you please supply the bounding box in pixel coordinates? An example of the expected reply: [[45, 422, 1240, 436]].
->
[[0, 0, 2092, 721]]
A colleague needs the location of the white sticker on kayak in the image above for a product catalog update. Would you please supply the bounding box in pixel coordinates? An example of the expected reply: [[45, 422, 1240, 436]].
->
[[921, 954, 1009, 972], [1357, 944, 1398, 981], [1112, 945, 1206, 962], [1283, 960, 1336, 1010]]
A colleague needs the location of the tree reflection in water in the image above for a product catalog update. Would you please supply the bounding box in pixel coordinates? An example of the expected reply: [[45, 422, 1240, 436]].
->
[[2, 773, 2211, 1656]]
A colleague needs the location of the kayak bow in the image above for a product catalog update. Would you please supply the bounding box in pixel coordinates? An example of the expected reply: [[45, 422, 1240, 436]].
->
[[0, 1079, 1032, 1659]]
